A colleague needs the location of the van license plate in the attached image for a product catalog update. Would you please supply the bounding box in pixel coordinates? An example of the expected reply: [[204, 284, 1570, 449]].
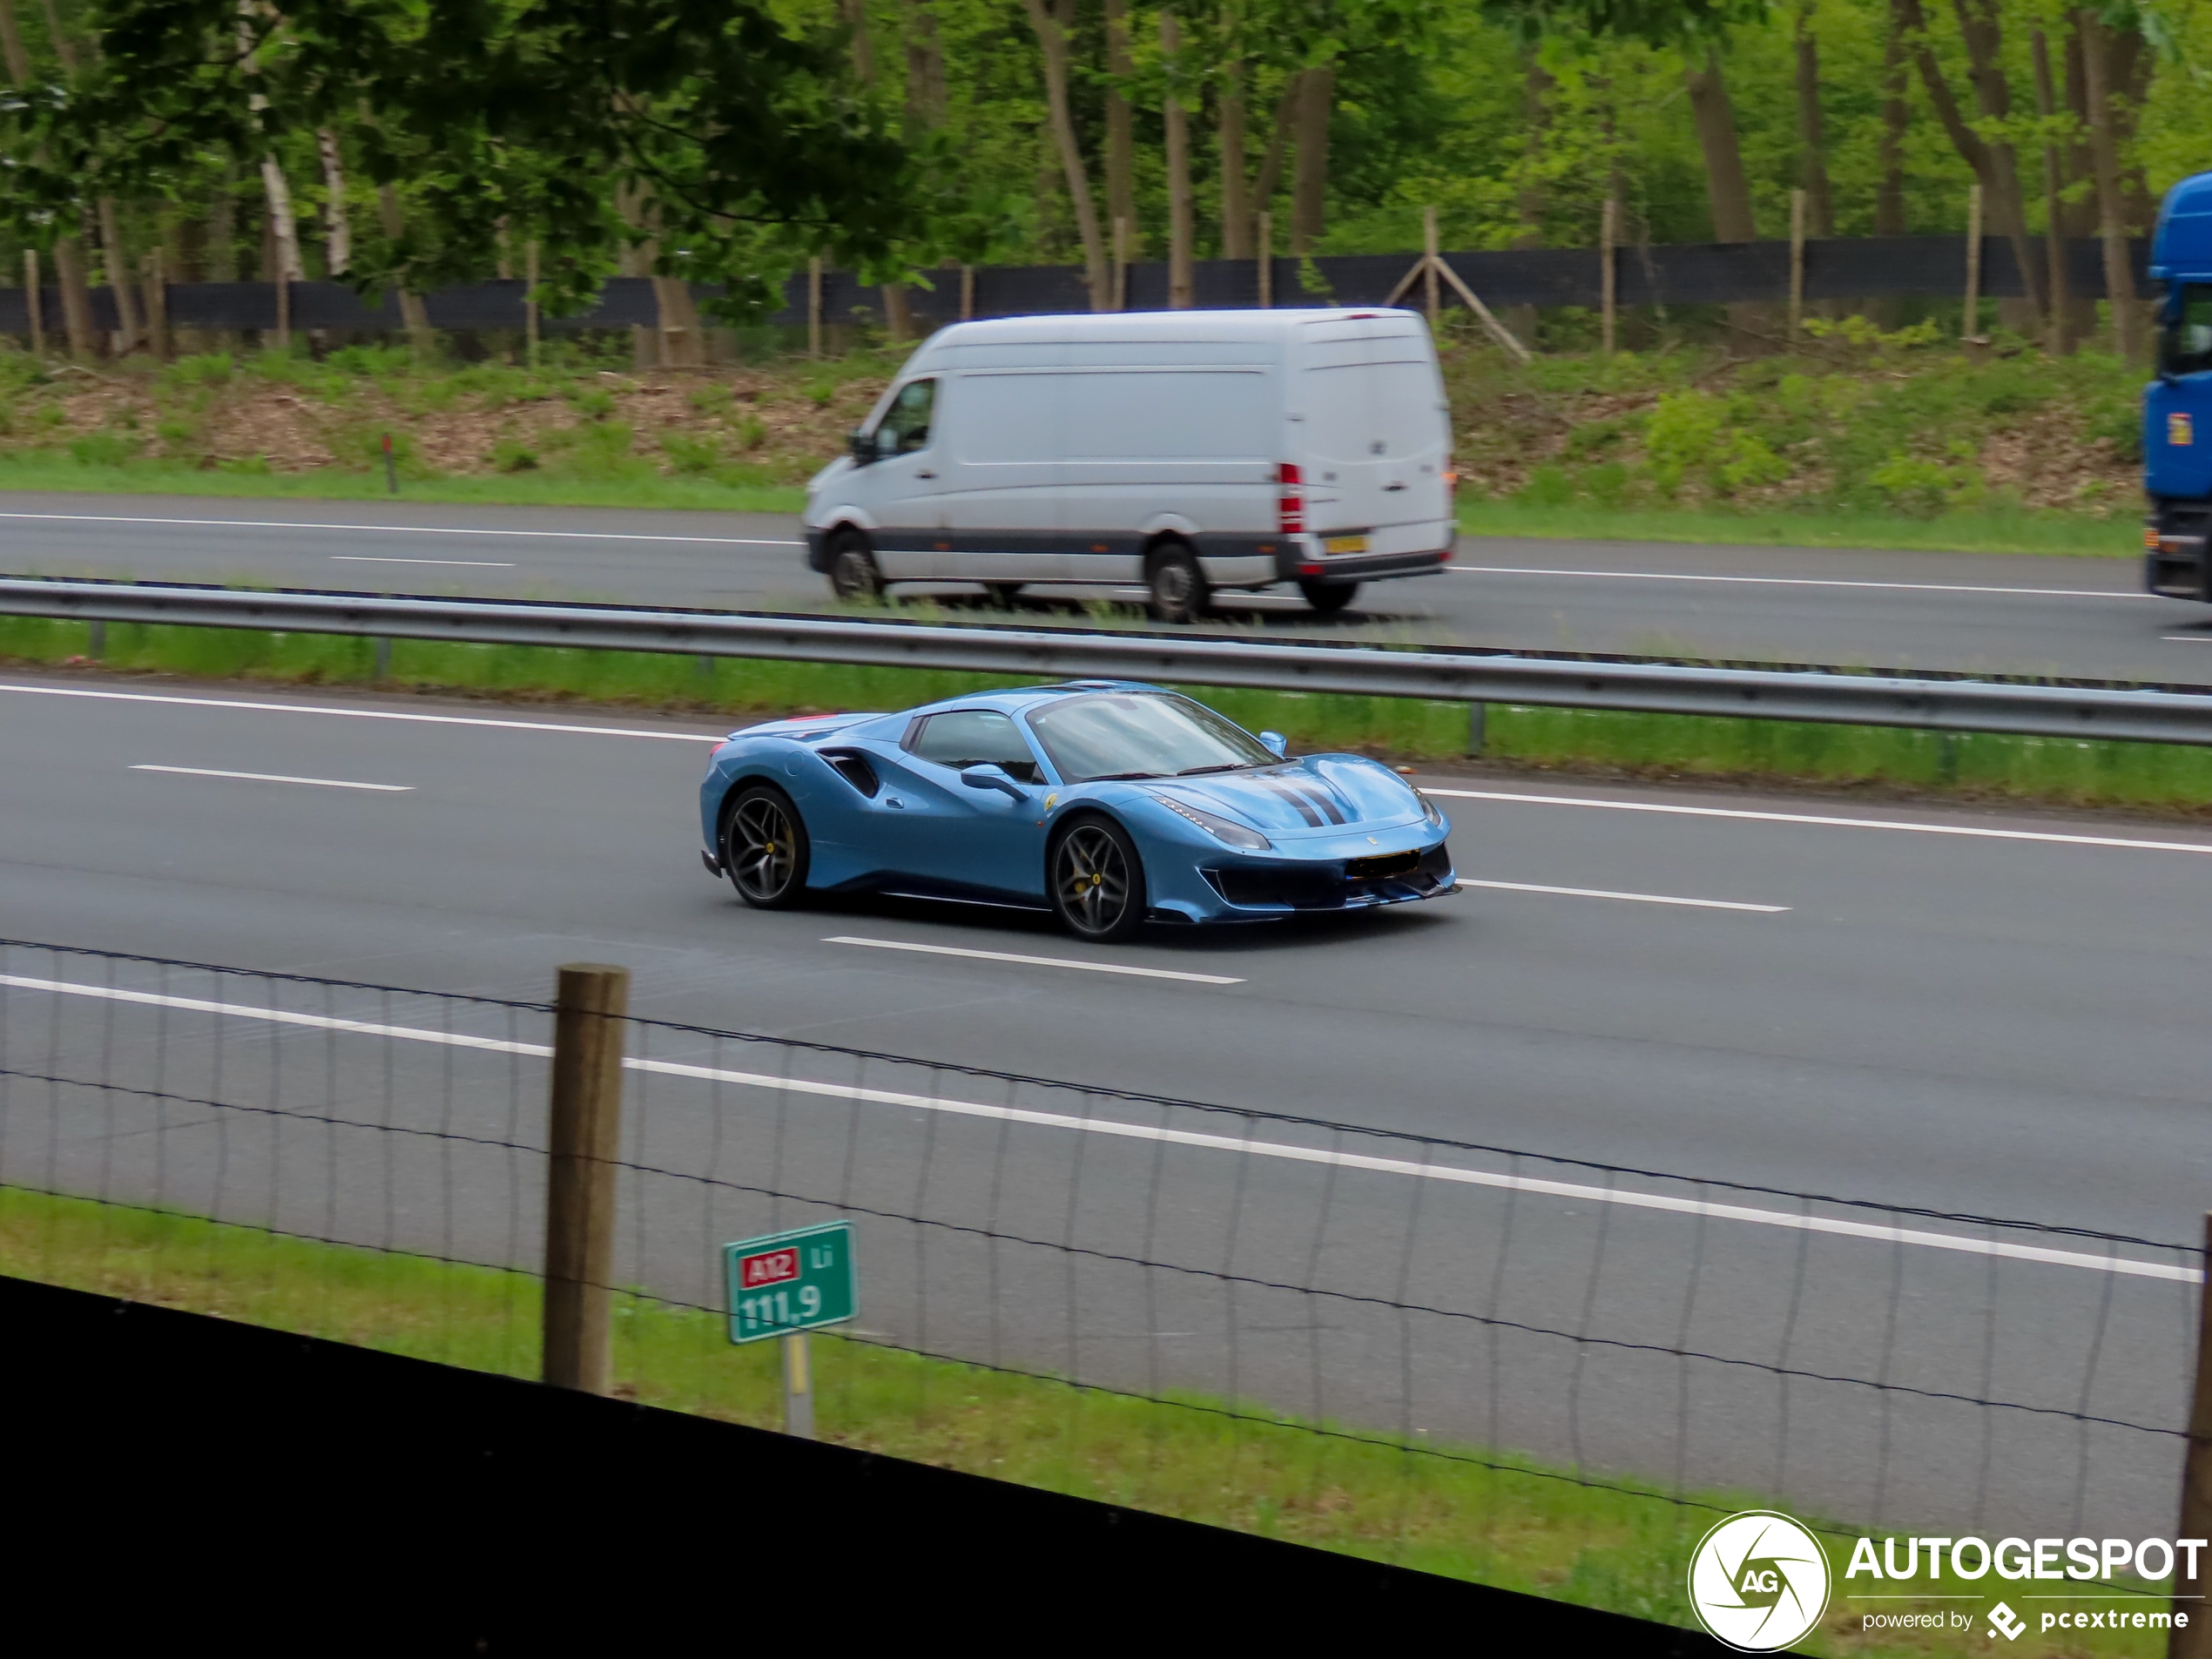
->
[[1324, 536, 1367, 555]]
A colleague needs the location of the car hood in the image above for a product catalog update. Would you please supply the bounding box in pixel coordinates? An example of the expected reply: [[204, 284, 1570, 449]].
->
[[1153, 756, 1428, 838]]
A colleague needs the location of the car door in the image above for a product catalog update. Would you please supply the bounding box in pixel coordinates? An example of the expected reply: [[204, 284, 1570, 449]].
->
[[863, 377, 949, 580], [876, 709, 1050, 900]]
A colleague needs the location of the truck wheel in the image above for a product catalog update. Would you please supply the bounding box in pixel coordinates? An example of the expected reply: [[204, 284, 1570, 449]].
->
[[826, 529, 883, 603], [1298, 581, 1359, 615], [1146, 543, 1210, 625]]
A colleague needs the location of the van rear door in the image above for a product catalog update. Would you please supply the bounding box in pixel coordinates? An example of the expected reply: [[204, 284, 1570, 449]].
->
[[1292, 319, 1451, 556]]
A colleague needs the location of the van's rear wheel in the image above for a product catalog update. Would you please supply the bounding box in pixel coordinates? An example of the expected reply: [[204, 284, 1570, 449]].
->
[[1298, 580, 1359, 615], [826, 529, 883, 603], [1146, 543, 1209, 625]]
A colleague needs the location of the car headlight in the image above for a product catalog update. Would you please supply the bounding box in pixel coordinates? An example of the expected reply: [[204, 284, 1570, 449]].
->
[[1151, 792, 1271, 850], [1420, 791, 1445, 827]]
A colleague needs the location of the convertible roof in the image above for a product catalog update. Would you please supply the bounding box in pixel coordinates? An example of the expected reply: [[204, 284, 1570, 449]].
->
[[904, 680, 1168, 717]]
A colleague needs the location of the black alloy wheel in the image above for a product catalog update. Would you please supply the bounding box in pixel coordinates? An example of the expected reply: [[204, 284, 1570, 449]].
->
[[826, 528, 884, 603], [1049, 816, 1148, 941], [724, 785, 812, 909], [1298, 580, 1359, 615], [1146, 543, 1209, 625]]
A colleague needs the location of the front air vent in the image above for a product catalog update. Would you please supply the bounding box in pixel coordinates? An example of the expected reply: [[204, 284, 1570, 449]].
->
[[819, 749, 880, 798]]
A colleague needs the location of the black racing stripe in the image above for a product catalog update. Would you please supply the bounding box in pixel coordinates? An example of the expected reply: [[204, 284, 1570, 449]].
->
[[1278, 779, 1349, 826], [1255, 778, 1324, 827]]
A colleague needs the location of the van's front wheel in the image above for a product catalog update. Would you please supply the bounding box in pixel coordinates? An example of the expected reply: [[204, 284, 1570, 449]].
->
[[826, 529, 884, 603], [1146, 543, 1210, 625], [1298, 580, 1359, 615]]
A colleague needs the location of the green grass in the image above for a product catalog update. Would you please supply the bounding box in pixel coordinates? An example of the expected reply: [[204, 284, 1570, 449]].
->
[[9, 614, 2212, 816], [0, 449, 808, 515], [0, 1184, 2173, 1656], [1455, 497, 2141, 559]]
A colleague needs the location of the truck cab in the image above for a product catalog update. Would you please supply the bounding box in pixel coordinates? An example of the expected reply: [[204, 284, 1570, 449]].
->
[[2146, 171, 2212, 598]]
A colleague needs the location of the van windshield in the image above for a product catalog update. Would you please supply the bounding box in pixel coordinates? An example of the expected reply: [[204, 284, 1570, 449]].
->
[[1028, 692, 1275, 782]]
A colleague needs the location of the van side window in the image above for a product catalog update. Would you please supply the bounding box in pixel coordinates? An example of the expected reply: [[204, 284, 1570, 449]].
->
[[907, 709, 1041, 782], [879, 378, 936, 454]]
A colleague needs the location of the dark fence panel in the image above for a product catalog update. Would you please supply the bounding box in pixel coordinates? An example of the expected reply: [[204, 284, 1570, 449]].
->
[[0, 236, 2158, 341]]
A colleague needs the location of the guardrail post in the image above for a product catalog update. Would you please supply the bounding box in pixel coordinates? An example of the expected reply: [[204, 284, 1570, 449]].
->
[[2171, 1211, 2212, 1657], [542, 963, 630, 1394], [1467, 700, 1487, 756]]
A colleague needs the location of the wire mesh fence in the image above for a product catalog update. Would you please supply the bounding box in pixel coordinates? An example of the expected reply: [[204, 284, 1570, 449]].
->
[[0, 935, 2200, 1603]]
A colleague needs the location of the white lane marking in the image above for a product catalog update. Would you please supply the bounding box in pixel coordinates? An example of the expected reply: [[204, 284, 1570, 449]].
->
[[0, 509, 800, 547], [1457, 878, 1785, 913], [825, 934, 1244, 984], [2161, 636, 2212, 642], [1427, 787, 2212, 856], [3, 970, 2190, 1285], [131, 764, 412, 792], [1452, 563, 2147, 601], [331, 555, 516, 569], [0, 682, 724, 742]]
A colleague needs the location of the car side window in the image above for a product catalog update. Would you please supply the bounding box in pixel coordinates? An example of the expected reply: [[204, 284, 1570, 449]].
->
[[878, 378, 936, 454], [908, 710, 1041, 783]]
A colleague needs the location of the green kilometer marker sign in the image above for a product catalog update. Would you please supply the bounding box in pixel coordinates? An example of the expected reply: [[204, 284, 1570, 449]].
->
[[724, 1221, 857, 1345]]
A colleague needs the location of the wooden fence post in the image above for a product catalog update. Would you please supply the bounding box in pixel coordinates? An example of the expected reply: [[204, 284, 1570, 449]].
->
[[1789, 187, 1807, 340], [1257, 211, 1272, 309], [1964, 182, 1984, 341], [542, 963, 630, 1395], [1422, 206, 1441, 328], [524, 239, 541, 369], [1601, 198, 1618, 358], [961, 263, 975, 321], [2170, 1211, 2212, 1658], [807, 256, 824, 358], [274, 266, 291, 353], [24, 251, 43, 357], [1113, 215, 1129, 312], [142, 249, 169, 364]]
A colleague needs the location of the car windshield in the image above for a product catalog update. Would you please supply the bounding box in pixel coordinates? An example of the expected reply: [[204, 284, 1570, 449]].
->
[[2166, 284, 2212, 378], [1027, 692, 1275, 783]]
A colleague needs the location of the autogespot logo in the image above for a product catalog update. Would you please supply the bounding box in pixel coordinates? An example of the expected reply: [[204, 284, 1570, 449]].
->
[[1688, 1510, 1833, 1652]]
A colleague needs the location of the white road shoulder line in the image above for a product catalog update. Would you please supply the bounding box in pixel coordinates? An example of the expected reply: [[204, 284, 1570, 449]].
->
[[1458, 877, 1785, 913], [331, 555, 516, 568], [825, 934, 1244, 983], [1428, 787, 2212, 855], [3, 971, 2184, 1283], [1, 682, 725, 742], [1451, 563, 2148, 601], [132, 764, 412, 792], [0, 509, 800, 547]]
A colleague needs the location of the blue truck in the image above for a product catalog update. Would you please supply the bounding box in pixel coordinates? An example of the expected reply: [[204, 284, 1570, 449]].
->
[[2146, 172, 2212, 597]]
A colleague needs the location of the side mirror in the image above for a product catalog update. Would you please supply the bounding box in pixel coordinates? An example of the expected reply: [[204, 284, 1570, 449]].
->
[[960, 764, 1025, 799], [846, 428, 873, 465], [1259, 731, 1288, 759]]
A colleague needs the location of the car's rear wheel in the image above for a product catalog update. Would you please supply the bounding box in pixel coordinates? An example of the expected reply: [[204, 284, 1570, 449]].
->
[[723, 784, 811, 909], [1298, 580, 1359, 615], [1049, 815, 1148, 941], [1146, 543, 1209, 625], [826, 528, 884, 603]]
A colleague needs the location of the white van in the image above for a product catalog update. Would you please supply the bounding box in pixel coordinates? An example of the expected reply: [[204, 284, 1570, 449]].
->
[[801, 307, 1456, 621]]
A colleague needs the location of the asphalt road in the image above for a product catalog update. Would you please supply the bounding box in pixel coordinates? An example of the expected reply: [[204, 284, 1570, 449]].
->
[[3, 491, 2209, 680], [2, 668, 2204, 1541]]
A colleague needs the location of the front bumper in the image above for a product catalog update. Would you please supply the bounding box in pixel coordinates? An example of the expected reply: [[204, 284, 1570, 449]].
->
[[803, 526, 831, 572], [2147, 514, 2212, 600], [1150, 840, 1456, 923]]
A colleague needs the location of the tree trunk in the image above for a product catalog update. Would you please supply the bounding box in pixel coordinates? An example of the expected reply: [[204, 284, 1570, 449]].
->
[[0, 0, 25, 82], [1951, 0, 2044, 327], [1217, 49, 1249, 260], [11, 0, 93, 355], [2078, 7, 2141, 361], [1793, 5, 1834, 236], [1160, 10, 1194, 307], [902, 0, 947, 133], [208, 163, 240, 281], [1022, 0, 1110, 310], [1104, 0, 1138, 259], [97, 197, 143, 349], [374, 183, 435, 356], [1683, 47, 1764, 349], [1897, 0, 2042, 324], [2029, 27, 2070, 354], [1505, 49, 1552, 346], [1290, 63, 1332, 255], [1876, 7, 1907, 237], [1250, 72, 1299, 242], [838, 0, 872, 83], [317, 129, 350, 276]]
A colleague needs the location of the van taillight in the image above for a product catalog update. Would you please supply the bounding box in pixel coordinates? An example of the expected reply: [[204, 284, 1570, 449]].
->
[[1278, 462, 1305, 534]]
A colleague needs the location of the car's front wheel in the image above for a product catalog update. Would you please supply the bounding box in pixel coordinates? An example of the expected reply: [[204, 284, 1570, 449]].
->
[[1049, 815, 1148, 941], [723, 784, 812, 909]]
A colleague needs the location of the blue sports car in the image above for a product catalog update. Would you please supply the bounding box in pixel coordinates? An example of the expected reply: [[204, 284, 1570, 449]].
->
[[697, 681, 1456, 941]]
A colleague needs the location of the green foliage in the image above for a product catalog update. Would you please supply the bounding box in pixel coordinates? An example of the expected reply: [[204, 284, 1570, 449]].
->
[[66, 430, 143, 467], [659, 431, 723, 475], [489, 438, 539, 473]]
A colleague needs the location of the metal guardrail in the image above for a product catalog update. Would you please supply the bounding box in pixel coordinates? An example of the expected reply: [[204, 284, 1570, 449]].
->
[[6, 576, 2212, 746]]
